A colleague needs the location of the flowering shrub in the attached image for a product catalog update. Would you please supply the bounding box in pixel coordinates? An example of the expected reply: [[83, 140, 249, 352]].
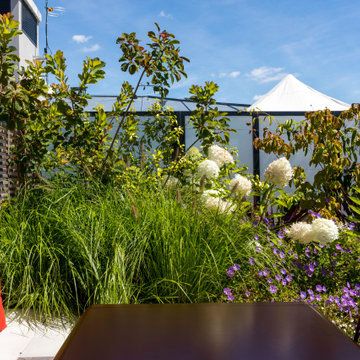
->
[[222, 216, 360, 337]]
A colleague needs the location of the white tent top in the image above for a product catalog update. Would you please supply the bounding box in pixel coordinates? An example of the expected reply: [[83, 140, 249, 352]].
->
[[248, 74, 350, 112]]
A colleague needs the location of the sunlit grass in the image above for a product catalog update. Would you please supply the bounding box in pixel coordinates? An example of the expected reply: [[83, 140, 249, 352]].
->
[[0, 179, 262, 323]]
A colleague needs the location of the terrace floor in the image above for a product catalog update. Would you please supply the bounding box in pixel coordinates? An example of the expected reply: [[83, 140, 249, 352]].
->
[[1, 312, 71, 360]]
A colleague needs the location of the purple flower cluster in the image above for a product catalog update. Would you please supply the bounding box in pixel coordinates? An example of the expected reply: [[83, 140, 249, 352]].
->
[[223, 288, 235, 302], [308, 210, 322, 218], [226, 263, 241, 277]]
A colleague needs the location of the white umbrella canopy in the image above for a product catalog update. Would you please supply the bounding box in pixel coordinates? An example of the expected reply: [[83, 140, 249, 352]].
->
[[248, 74, 350, 112]]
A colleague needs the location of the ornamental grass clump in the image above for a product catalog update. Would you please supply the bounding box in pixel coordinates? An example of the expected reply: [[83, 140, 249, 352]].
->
[[0, 178, 257, 323]]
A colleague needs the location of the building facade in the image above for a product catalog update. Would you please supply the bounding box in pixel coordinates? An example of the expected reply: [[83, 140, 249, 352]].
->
[[1, 0, 41, 67]]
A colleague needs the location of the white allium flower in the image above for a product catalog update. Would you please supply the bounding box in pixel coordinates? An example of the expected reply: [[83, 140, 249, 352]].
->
[[201, 190, 235, 213], [164, 176, 179, 190], [207, 144, 234, 168], [311, 218, 339, 244], [230, 174, 252, 197], [201, 189, 220, 200], [264, 157, 293, 188], [196, 160, 220, 179], [288, 222, 314, 244]]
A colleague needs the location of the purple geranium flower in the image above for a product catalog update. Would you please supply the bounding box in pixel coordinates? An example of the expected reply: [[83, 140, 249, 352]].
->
[[267, 277, 273, 283], [275, 274, 282, 282], [282, 279, 287, 286], [269, 285, 277, 294], [263, 269, 270, 276], [300, 291, 307, 299], [249, 257, 255, 265], [233, 264, 241, 271], [227, 294, 235, 302], [224, 288, 232, 295], [316, 294, 322, 301], [335, 244, 344, 252], [316, 285, 323, 292], [245, 291, 251, 297], [227, 269, 234, 277], [280, 269, 287, 275], [258, 270, 263, 276], [286, 275, 292, 282]]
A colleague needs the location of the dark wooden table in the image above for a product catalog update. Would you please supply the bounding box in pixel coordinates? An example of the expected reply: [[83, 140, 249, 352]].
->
[[54, 303, 360, 360]]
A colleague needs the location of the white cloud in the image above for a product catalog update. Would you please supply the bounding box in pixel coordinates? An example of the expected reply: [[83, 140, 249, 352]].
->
[[72, 35, 92, 43], [159, 10, 172, 18], [247, 66, 287, 83], [81, 44, 101, 52], [229, 71, 240, 78], [217, 71, 241, 79]]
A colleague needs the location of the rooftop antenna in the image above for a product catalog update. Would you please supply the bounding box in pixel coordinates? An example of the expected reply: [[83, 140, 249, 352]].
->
[[44, 1, 65, 56], [44, 1, 65, 83]]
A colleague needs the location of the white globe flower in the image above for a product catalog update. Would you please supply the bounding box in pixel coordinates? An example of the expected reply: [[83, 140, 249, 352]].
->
[[196, 160, 220, 180], [164, 176, 179, 190], [264, 157, 293, 188], [201, 190, 235, 214], [311, 218, 339, 244], [230, 174, 252, 197], [207, 144, 234, 168], [288, 222, 314, 244]]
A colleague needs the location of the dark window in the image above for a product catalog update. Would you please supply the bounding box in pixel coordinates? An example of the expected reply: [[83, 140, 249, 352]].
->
[[22, 1, 37, 46], [0, 0, 11, 14]]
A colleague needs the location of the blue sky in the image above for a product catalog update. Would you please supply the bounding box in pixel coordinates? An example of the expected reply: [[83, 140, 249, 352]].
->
[[33, 0, 360, 105]]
